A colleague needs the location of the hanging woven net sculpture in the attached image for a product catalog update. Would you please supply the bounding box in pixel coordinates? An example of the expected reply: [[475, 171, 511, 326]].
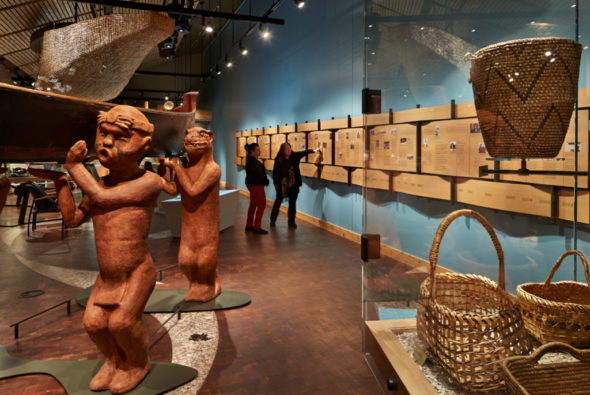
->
[[35, 12, 174, 102]]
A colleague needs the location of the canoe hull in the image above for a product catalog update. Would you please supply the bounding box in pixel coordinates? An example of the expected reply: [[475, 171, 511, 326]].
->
[[0, 84, 194, 162]]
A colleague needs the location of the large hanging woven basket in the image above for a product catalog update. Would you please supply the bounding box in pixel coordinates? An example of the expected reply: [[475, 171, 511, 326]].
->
[[502, 342, 590, 395], [417, 209, 534, 392], [466, 38, 583, 158], [517, 250, 590, 348]]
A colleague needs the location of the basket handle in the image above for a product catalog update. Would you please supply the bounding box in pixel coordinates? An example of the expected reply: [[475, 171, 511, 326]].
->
[[529, 342, 590, 365], [463, 52, 482, 62], [429, 209, 505, 298], [544, 250, 590, 286]]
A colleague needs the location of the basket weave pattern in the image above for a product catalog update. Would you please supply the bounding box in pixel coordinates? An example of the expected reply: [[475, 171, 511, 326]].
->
[[36, 12, 174, 102], [469, 38, 582, 158], [517, 250, 590, 348], [417, 209, 534, 392], [502, 342, 590, 395]]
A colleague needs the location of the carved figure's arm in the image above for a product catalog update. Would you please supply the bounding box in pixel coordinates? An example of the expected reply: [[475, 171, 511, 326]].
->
[[66, 141, 161, 208], [169, 162, 220, 199], [161, 177, 178, 195], [27, 168, 90, 227]]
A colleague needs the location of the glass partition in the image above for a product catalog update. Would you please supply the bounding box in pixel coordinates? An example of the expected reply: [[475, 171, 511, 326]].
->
[[361, 1, 589, 393]]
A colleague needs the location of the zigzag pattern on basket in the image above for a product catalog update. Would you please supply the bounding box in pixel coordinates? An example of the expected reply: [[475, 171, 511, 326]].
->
[[469, 38, 582, 158]]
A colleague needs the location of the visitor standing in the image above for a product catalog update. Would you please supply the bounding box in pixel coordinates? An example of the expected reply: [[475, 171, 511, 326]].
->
[[270, 143, 321, 228], [245, 143, 270, 234]]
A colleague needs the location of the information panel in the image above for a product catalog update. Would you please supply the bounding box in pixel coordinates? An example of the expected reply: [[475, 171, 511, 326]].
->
[[258, 135, 270, 159], [307, 131, 333, 165], [270, 134, 286, 159], [421, 118, 491, 179], [237, 137, 247, 157], [368, 124, 417, 172], [334, 128, 363, 168], [287, 133, 307, 152]]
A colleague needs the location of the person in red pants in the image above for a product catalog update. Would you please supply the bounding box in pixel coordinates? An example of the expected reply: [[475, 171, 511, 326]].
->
[[245, 143, 269, 234]]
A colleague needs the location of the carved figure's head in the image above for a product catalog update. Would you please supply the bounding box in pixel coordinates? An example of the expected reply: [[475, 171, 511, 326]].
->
[[95, 106, 153, 170], [184, 127, 214, 155]]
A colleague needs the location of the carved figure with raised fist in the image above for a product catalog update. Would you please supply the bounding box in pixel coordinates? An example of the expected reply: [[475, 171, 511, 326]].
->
[[29, 105, 163, 394], [160, 127, 222, 302]]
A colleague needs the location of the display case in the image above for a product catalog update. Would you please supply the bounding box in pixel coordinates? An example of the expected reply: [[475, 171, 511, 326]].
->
[[361, 1, 590, 394]]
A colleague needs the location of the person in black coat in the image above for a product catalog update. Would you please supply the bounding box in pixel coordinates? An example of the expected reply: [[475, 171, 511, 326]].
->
[[245, 143, 270, 234], [270, 143, 321, 228]]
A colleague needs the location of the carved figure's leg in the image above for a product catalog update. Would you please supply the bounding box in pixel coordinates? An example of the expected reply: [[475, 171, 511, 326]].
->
[[180, 242, 221, 302], [108, 263, 156, 394], [83, 286, 119, 391]]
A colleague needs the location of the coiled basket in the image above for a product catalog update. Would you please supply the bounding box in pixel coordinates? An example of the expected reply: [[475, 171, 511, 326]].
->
[[417, 209, 534, 392], [466, 37, 583, 158]]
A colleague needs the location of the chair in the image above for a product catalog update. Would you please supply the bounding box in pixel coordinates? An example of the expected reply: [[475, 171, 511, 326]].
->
[[16, 182, 64, 236]]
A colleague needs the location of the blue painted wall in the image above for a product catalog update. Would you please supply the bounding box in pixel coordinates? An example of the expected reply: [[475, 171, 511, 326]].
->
[[204, 0, 365, 235], [204, 0, 590, 291]]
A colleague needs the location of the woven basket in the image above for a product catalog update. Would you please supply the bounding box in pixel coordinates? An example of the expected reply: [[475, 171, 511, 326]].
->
[[466, 38, 583, 158], [503, 342, 590, 395], [517, 250, 590, 348], [417, 209, 534, 392]]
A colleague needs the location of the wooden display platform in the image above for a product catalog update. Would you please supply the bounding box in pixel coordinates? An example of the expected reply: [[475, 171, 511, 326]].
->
[[365, 319, 437, 395]]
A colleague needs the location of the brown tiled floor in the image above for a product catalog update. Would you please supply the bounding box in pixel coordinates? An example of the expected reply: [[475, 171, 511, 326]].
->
[[0, 189, 387, 394]]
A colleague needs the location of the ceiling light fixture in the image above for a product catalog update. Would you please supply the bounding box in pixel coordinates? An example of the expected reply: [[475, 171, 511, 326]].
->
[[165, 93, 169, 100], [216, 65, 221, 75], [204, 18, 213, 33], [240, 41, 248, 55], [294, 0, 304, 8], [260, 24, 269, 38], [225, 55, 232, 67]]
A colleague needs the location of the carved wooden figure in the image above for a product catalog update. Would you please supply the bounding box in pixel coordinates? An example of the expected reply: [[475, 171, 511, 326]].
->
[[29, 106, 163, 394], [161, 127, 222, 302], [0, 168, 9, 214]]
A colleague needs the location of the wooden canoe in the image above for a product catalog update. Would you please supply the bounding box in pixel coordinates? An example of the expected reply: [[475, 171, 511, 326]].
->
[[0, 83, 196, 162]]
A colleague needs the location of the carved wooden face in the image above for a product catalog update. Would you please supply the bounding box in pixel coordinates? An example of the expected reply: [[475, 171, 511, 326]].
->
[[95, 123, 150, 170], [184, 127, 214, 154]]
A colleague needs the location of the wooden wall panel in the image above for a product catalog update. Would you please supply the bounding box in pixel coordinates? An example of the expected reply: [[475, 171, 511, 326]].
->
[[321, 118, 349, 130], [279, 124, 296, 134], [320, 166, 349, 183], [455, 102, 477, 119], [298, 121, 320, 132], [271, 134, 287, 159], [264, 159, 275, 171], [242, 130, 252, 137], [307, 131, 333, 165], [258, 135, 271, 159], [234, 131, 242, 137], [393, 173, 451, 200], [264, 126, 278, 135], [237, 137, 247, 157], [252, 128, 264, 136], [334, 129, 364, 168], [421, 118, 491, 179], [558, 189, 589, 224], [393, 105, 451, 124], [456, 179, 552, 218], [369, 124, 417, 172], [300, 163, 320, 178], [287, 133, 307, 152]]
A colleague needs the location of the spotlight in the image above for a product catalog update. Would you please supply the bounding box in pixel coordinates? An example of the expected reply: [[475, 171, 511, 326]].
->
[[201, 78, 206, 85], [225, 55, 232, 67], [117, 99, 122, 104], [158, 37, 176, 58], [165, 93, 169, 100], [260, 24, 269, 38], [216, 65, 221, 75], [134, 99, 138, 105], [13, 80, 17, 85], [240, 41, 247, 55], [294, 0, 304, 8], [204, 18, 213, 33], [175, 15, 192, 34], [209, 73, 215, 80]]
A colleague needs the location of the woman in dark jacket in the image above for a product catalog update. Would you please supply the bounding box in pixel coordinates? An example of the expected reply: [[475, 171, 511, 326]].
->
[[270, 143, 321, 228], [245, 143, 270, 234]]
